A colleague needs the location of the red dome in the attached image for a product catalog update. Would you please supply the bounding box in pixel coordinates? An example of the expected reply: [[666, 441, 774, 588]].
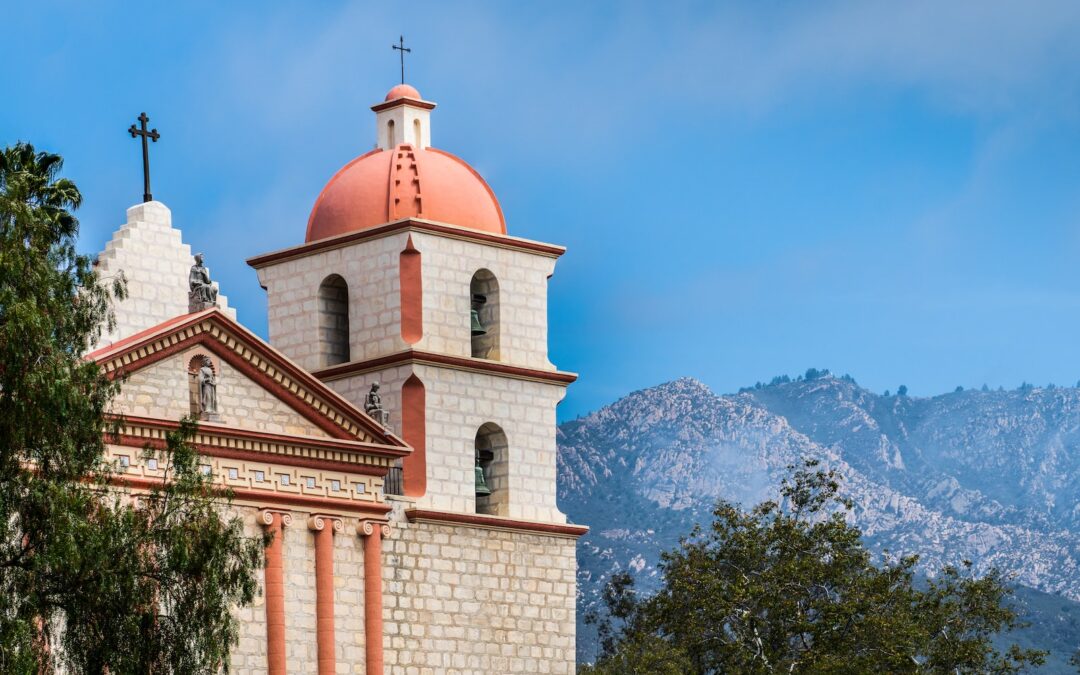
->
[[385, 84, 422, 101], [305, 145, 507, 242]]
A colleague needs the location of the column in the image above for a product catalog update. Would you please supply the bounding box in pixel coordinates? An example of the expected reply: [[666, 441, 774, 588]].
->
[[258, 509, 293, 675], [308, 515, 343, 675], [358, 520, 391, 675]]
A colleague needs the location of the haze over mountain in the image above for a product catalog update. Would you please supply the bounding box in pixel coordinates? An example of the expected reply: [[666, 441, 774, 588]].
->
[[558, 374, 1080, 671]]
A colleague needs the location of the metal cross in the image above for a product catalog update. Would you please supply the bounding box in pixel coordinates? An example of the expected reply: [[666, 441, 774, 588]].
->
[[392, 35, 411, 85], [128, 112, 160, 203]]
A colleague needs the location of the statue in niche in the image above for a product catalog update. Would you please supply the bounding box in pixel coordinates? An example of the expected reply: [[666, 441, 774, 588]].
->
[[365, 382, 391, 428], [197, 356, 218, 417], [188, 253, 218, 312]]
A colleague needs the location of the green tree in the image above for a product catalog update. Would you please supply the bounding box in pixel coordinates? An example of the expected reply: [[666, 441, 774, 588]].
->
[[0, 143, 264, 673], [583, 460, 1045, 674]]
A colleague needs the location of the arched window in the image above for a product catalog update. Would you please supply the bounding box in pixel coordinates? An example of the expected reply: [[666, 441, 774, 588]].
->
[[318, 274, 350, 367], [475, 422, 508, 515], [413, 118, 422, 147], [387, 119, 396, 148], [470, 269, 499, 360]]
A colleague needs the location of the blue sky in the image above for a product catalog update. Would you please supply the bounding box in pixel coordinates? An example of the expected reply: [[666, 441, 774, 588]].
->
[[5, 1, 1080, 419]]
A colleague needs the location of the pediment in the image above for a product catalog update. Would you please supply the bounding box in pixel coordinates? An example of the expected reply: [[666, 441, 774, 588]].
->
[[89, 309, 407, 452]]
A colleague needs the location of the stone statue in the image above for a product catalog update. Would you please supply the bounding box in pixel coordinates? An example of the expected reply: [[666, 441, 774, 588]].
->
[[365, 382, 390, 428], [197, 356, 218, 416], [188, 253, 218, 311]]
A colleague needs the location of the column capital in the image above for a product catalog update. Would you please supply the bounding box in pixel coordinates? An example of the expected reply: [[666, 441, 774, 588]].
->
[[358, 519, 391, 538], [258, 509, 293, 528], [307, 514, 345, 534]]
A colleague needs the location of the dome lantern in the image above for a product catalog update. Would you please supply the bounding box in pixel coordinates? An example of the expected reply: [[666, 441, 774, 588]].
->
[[372, 84, 435, 151]]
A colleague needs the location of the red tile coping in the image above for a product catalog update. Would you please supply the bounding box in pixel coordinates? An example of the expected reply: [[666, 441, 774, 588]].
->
[[313, 349, 578, 385], [405, 509, 589, 537]]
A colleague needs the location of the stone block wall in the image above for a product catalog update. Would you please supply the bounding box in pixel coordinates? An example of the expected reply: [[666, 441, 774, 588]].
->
[[92, 201, 233, 351], [258, 233, 412, 372], [223, 502, 578, 675], [115, 351, 330, 439], [325, 364, 566, 523], [410, 231, 557, 371], [255, 228, 561, 373], [383, 502, 578, 674]]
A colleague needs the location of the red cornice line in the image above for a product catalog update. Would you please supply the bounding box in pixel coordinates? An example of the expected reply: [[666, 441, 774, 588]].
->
[[370, 97, 437, 112], [246, 218, 565, 269], [312, 349, 578, 385], [404, 509, 589, 538], [115, 475, 393, 516], [109, 434, 392, 476], [110, 414, 409, 459]]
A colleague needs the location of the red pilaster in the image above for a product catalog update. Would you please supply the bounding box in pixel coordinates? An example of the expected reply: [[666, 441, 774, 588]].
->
[[308, 515, 343, 675], [359, 520, 390, 675], [259, 509, 292, 675]]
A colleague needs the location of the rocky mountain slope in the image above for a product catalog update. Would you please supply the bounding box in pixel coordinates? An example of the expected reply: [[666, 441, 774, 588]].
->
[[558, 375, 1080, 670]]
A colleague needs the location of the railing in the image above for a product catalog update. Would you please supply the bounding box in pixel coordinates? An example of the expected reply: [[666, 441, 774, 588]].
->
[[384, 465, 404, 496]]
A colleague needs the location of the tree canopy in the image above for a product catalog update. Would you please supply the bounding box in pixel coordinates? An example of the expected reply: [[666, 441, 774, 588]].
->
[[582, 461, 1045, 674], [0, 143, 263, 673]]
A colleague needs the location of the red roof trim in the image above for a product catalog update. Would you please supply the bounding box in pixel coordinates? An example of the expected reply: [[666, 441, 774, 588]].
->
[[370, 97, 437, 112], [247, 219, 565, 269], [312, 349, 578, 385], [405, 509, 588, 537]]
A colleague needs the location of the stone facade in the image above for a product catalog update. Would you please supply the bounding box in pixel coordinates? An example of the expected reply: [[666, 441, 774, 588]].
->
[[93, 201, 233, 351], [221, 501, 578, 675]]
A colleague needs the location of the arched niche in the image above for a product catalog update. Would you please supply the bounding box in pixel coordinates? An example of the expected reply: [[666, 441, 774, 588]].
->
[[387, 119, 396, 148], [317, 274, 350, 367], [475, 422, 508, 516], [470, 269, 500, 360]]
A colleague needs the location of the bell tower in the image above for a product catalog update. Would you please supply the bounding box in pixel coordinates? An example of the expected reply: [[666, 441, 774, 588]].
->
[[248, 84, 576, 524]]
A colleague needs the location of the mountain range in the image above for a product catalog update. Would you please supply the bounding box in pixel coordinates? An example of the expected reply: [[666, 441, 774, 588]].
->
[[557, 374, 1080, 671]]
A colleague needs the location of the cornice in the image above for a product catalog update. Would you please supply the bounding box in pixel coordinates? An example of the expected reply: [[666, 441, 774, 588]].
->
[[405, 509, 589, 538], [246, 218, 565, 270], [312, 349, 578, 386]]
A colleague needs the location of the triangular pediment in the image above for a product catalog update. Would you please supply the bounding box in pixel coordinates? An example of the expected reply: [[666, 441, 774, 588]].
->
[[88, 309, 408, 452]]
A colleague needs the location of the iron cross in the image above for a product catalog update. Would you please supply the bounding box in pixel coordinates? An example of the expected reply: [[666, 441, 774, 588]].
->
[[392, 35, 411, 84], [128, 112, 160, 203]]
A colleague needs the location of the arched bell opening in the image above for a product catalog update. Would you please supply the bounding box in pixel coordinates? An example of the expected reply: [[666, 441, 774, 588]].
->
[[413, 118, 422, 147], [474, 422, 508, 516], [317, 274, 350, 367], [470, 269, 500, 360], [387, 119, 396, 148]]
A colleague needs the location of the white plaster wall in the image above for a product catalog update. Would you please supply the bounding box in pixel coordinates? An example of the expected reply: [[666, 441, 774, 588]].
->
[[92, 201, 234, 352], [375, 104, 432, 150]]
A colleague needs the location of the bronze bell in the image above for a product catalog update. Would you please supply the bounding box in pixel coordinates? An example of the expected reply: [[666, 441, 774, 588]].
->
[[474, 459, 492, 497], [471, 294, 487, 336], [470, 309, 486, 336]]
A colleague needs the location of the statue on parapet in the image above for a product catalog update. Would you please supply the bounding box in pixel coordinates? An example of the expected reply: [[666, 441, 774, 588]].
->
[[189, 253, 218, 312], [365, 382, 391, 429]]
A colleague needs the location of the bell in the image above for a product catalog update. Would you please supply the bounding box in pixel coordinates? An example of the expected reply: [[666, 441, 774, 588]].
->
[[474, 460, 492, 497], [471, 309, 486, 336]]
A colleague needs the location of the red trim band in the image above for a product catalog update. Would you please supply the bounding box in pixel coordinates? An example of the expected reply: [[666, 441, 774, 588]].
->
[[313, 349, 578, 385], [247, 218, 565, 269], [405, 509, 588, 537]]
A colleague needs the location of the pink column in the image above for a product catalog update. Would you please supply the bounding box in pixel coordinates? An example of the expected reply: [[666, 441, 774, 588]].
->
[[359, 520, 391, 675], [259, 510, 293, 675], [308, 515, 343, 675]]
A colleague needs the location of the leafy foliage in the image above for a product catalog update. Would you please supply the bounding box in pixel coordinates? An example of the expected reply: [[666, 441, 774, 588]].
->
[[582, 460, 1045, 674], [0, 143, 263, 673]]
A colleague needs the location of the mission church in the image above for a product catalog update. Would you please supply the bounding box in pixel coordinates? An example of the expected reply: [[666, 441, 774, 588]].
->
[[87, 80, 583, 674]]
